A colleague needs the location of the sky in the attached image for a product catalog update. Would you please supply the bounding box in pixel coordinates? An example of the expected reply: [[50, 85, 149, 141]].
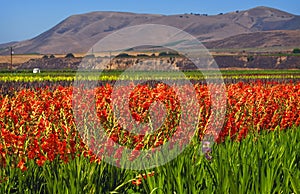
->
[[0, 0, 299, 44]]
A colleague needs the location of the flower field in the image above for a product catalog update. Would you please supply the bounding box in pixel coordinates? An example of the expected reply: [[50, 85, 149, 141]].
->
[[0, 72, 300, 193]]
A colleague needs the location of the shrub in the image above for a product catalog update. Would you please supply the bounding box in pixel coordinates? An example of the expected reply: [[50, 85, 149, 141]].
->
[[292, 48, 300, 54], [247, 55, 254, 62], [158, 51, 180, 57], [116, 53, 132, 58], [65, 53, 75, 58], [137, 54, 149, 58], [158, 52, 168, 56]]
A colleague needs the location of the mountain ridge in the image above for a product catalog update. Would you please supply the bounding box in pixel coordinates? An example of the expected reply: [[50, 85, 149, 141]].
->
[[1, 6, 300, 55]]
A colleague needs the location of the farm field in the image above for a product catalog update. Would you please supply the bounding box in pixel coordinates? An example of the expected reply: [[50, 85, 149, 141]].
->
[[0, 70, 299, 193], [1, 69, 300, 82]]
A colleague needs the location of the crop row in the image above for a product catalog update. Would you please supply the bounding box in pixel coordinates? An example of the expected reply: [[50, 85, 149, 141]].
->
[[1, 81, 299, 164], [0, 81, 299, 192], [1, 70, 300, 82]]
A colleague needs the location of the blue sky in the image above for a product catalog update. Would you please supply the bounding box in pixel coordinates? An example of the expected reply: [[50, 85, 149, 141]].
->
[[0, 0, 299, 44]]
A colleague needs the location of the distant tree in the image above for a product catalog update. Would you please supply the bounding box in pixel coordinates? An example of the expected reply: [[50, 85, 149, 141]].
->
[[158, 51, 168, 57], [116, 53, 132, 58], [158, 51, 180, 57], [168, 51, 180, 56], [65, 53, 75, 58], [292, 48, 300, 54], [42, 55, 49, 59], [247, 55, 254, 62], [49, 54, 55, 58], [137, 54, 149, 57]]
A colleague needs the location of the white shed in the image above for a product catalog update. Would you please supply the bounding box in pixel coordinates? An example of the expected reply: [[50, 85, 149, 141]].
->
[[33, 68, 40, 73]]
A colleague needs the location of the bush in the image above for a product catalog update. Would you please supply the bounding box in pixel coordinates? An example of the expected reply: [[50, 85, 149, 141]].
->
[[137, 54, 149, 58], [292, 48, 300, 54], [247, 55, 254, 62], [158, 51, 180, 57], [115, 53, 132, 58], [65, 53, 75, 58], [158, 52, 168, 57]]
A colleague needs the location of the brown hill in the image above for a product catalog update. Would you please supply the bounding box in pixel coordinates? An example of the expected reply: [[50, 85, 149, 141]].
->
[[204, 30, 300, 49], [1, 6, 300, 54]]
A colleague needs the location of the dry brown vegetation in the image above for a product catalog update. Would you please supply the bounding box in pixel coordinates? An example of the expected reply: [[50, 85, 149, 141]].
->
[[0, 54, 43, 64], [0, 53, 86, 64]]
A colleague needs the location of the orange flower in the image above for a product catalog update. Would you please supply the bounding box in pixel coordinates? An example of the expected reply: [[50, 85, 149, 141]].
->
[[17, 158, 27, 172], [132, 178, 142, 186]]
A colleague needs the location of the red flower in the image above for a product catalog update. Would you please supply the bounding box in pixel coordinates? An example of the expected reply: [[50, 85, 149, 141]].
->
[[17, 158, 27, 171], [36, 155, 47, 166]]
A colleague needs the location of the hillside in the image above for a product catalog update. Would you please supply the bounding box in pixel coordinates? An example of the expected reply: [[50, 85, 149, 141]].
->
[[204, 30, 300, 49], [0, 6, 300, 54]]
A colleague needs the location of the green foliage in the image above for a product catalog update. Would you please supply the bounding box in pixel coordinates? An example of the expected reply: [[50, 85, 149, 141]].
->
[[247, 55, 254, 62], [158, 52, 168, 56], [292, 48, 300, 54], [1, 69, 300, 82], [0, 155, 131, 193], [0, 126, 299, 193], [140, 126, 300, 193]]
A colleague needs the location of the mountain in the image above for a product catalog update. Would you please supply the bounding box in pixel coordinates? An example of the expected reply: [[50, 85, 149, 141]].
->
[[1, 6, 300, 54], [204, 30, 300, 49]]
